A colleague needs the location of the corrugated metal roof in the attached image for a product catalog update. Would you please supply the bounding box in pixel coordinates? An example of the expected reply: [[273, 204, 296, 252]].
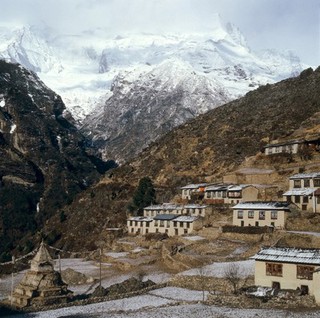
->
[[232, 201, 290, 210], [251, 247, 320, 265], [174, 216, 199, 222], [180, 183, 211, 189], [283, 188, 315, 196], [128, 216, 153, 222], [144, 203, 207, 210], [290, 172, 320, 179], [144, 204, 181, 210], [184, 204, 207, 208], [205, 185, 229, 191], [154, 214, 178, 221]]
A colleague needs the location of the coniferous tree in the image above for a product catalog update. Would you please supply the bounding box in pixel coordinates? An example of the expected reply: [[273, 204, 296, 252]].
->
[[128, 177, 156, 215]]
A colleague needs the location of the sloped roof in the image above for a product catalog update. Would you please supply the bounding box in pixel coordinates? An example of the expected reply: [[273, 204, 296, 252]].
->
[[180, 183, 211, 189], [290, 172, 320, 179], [252, 247, 320, 265], [128, 216, 153, 222], [154, 214, 178, 221], [174, 216, 199, 223], [232, 201, 290, 210], [283, 188, 315, 196]]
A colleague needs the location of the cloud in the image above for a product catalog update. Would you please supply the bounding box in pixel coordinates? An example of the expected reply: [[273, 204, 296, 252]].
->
[[0, 0, 318, 65]]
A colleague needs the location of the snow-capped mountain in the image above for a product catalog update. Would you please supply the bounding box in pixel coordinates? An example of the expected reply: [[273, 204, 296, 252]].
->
[[81, 58, 230, 161], [0, 17, 307, 162]]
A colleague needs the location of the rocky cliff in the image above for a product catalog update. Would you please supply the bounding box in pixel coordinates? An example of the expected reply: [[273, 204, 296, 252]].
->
[[0, 61, 115, 260]]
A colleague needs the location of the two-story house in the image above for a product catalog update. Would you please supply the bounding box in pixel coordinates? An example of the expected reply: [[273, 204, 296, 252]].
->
[[232, 201, 291, 228], [283, 172, 320, 212], [252, 247, 320, 302]]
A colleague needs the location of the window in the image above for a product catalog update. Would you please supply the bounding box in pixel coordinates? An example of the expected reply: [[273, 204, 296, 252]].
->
[[146, 222, 150, 227], [303, 196, 309, 203], [160, 221, 164, 227], [130, 221, 133, 226], [266, 263, 283, 277], [248, 211, 254, 219], [184, 229, 188, 234], [155, 220, 158, 227], [297, 265, 314, 280], [237, 210, 243, 219], [294, 180, 301, 188], [259, 211, 265, 220], [173, 221, 177, 227], [271, 211, 278, 220], [304, 179, 310, 187], [314, 179, 320, 187], [145, 229, 149, 234], [295, 196, 301, 203], [180, 222, 184, 228], [187, 223, 190, 228]]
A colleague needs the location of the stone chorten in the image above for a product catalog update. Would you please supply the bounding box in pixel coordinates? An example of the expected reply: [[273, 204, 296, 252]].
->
[[9, 242, 72, 307]]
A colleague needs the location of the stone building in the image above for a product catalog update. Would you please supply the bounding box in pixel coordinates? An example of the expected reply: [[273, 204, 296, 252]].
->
[[9, 242, 71, 307]]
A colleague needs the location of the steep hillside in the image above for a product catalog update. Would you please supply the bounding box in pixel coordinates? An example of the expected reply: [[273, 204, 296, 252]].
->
[[0, 61, 115, 260], [47, 67, 320, 252], [113, 67, 320, 186]]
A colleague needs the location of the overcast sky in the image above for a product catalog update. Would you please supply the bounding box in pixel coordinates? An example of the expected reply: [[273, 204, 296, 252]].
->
[[0, 0, 319, 66]]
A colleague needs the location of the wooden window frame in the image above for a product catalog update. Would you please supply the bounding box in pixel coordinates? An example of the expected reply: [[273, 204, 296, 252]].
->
[[266, 263, 283, 277], [237, 210, 243, 219], [259, 211, 265, 220], [294, 180, 301, 188], [271, 211, 278, 220], [297, 265, 314, 280]]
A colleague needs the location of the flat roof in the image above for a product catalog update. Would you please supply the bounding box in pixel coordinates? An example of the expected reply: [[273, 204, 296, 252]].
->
[[251, 247, 320, 265]]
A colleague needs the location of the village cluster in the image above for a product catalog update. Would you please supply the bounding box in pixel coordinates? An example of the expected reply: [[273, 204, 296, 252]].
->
[[126, 170, 320, 304], [5, 138, 320, 309]]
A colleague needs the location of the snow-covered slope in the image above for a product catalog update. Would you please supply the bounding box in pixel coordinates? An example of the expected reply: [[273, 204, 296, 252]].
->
[[81, 58, 230, 161], [0, 19, 305, 121], [0, 17, 307, 162]]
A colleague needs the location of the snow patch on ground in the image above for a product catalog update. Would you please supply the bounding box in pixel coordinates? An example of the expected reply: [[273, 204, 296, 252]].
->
[[183, 236, 205, 241], [105, 252, 129, 258], [180, 260, 254, 278], [0, 99, 5, 107]]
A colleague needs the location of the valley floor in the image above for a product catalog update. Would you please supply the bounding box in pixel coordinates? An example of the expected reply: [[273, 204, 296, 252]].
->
[[2, 230, 320, 317]]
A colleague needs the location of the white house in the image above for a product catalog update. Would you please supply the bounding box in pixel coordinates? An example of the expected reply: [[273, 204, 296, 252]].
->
[[232, 201, 290, 228], [180, 183, 212, 200], [143, 203, 211, 218], [127, 214, 202, 236], [252, 247, 320, 303], [283, 172, 320, 212]]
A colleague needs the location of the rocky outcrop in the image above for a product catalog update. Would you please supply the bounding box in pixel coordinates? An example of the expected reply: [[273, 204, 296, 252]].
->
[[0, 60, 116, 260], [82, 59, 230, 163]]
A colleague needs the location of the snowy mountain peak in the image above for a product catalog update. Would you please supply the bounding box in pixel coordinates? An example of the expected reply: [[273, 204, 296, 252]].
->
[[0, 18, 307, 124], [0, 24, 62, 74]]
